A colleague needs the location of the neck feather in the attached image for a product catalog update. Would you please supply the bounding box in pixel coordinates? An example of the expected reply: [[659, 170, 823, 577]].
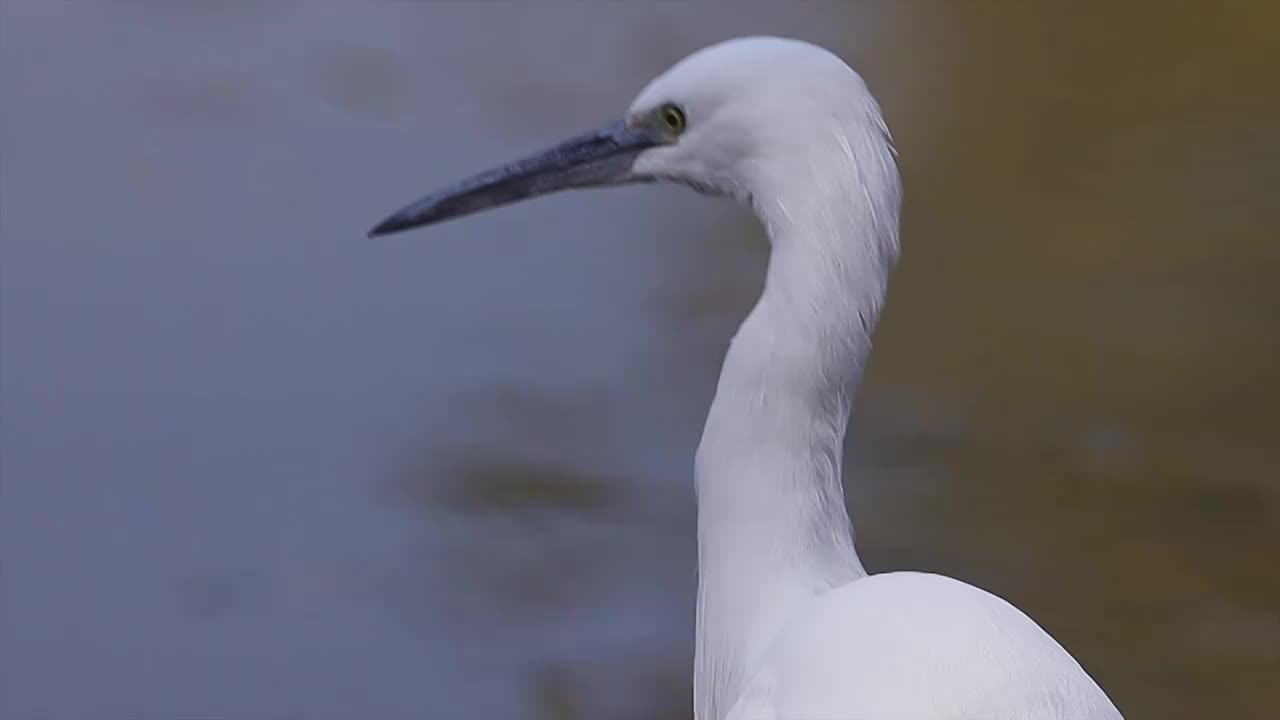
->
[[691, 116, 901, 720]]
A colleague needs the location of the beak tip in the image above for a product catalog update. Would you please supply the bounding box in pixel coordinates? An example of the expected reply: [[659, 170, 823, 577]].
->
[[367, 216, 407, 238]]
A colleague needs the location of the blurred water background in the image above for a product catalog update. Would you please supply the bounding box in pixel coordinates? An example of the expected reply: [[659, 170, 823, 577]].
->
[[1, 2, 1277, 719]]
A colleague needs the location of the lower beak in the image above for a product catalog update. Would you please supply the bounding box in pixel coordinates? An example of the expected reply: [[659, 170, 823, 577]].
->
[[368, 118, 661, 237]]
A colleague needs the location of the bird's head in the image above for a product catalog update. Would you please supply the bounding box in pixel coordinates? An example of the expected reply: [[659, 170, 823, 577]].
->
[[369, 36, 890, 237]]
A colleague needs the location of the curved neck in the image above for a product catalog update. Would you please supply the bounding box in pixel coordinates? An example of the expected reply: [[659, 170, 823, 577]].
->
[[691, 126, 901, 720]]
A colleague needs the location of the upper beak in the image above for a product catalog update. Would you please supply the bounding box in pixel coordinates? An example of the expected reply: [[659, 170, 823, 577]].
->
[[368, 118, 661, 237]]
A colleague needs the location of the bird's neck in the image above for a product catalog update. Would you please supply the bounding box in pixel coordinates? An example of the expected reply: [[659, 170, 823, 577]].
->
[[692, 138, 900, 719]]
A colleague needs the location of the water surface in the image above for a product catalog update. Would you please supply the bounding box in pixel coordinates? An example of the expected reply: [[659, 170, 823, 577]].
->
[[1, 3, 1276, 719]]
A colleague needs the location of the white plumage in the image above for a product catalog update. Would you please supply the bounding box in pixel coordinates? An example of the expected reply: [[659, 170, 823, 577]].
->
[[371, 35, 1122, 720]]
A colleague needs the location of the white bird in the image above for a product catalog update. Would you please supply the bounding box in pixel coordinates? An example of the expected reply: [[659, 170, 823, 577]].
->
[[370, 36, 1123, 720]]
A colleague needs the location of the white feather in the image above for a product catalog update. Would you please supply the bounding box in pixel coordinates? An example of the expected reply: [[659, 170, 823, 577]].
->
[[627, 37, 1121, 720]]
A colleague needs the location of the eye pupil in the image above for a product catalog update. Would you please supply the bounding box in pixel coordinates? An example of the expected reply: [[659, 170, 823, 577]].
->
[[661, 104, 686, 132]]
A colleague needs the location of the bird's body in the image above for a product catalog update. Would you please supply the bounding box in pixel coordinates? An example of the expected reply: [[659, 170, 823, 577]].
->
[[371, 35, 1122, 720], [724, 572, 1119, 720]]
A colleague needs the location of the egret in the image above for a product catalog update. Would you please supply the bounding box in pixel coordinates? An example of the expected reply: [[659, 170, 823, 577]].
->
[[370, 36, 1122, 720]]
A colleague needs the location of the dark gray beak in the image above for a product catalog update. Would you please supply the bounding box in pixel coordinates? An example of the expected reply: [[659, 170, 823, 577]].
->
[[368, 118, 661, 237]]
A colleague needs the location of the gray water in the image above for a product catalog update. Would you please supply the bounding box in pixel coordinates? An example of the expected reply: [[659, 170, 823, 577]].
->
[[2, 3, 1277, 720]]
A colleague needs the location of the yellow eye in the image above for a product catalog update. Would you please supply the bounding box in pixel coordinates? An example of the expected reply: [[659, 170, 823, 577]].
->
[[659, 103, 687, 134]]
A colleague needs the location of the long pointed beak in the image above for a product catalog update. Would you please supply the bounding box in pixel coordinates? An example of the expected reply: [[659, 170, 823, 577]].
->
[[368, 118, 661, 237]]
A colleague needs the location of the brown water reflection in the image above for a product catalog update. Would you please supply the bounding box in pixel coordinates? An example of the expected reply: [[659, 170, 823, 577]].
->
[[432, 4, 1279, 719], [862, 6, 1279, 718]]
